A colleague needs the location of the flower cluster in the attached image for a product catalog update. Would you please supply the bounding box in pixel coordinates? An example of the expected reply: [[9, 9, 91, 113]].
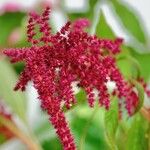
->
[[3, 7, 149, 150]]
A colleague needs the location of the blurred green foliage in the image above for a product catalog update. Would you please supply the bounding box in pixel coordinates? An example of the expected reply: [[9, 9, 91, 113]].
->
[[96, 12, 115, 39], [126, 114, 148, 150], [0, 60, 27, 123], [0, 12, 25, 46], [110, 0, 147, 44], [105, 97, 118, 150]]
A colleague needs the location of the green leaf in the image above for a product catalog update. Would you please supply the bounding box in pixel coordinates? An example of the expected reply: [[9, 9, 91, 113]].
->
[[110, 0, 146, 44], [117, 54, 141, 78], [130, 79, 144, 114], [105, 97, 118, 150], [126, 114, 148, 150], [0, 134, 6, 144], [0, 12, 25, 46], [116, 46, 132, 78], [96, 11, 115, 39], [0, 60, 27, 122], [71, 107, 107, 150], [131, 50, 150, 80], [75, 89, 86, 103], [42, 138, 62, 150]]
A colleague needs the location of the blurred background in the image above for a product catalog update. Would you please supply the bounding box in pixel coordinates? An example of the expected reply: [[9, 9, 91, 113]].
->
[[0, 0, 150, 150]]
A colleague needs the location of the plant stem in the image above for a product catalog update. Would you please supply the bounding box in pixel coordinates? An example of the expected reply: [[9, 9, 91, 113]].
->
[[0, 116, 42, 150], [79, 105, 99, 150]]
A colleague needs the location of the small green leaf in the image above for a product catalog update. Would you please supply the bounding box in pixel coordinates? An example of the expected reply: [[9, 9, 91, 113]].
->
[[126, 114, 148, 150], [110, 0, 146, 44], [0, 60, 27, 122], [96, 11, 115, 39], [105, 97, 118, 150]]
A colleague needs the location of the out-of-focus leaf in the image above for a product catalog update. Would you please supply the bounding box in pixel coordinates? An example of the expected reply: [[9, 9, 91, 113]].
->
[[0, 12, 25, 46], [105, 97, 118, 150], [115, 121, 128, 150], [0, 60, 27, 122], [75, 89, 86, 104], [42, 138, 62, 150], [0, 134, 6, 144], [96, 12, 115, 39], [35, 120, 51, 137], [115, 45, 133, 78], [71, 110, 107, 150], [34, 118, 52, 143], [0, 115, 42, 150], [126, 114, 148, 150], [13, 63, 24, 74], [131, 50, 150, 80], [117, 54, 141, 78], [110, 0, 146, 44]]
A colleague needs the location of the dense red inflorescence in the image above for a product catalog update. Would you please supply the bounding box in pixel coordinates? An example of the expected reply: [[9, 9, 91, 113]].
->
[[3, 7, 150, 150]]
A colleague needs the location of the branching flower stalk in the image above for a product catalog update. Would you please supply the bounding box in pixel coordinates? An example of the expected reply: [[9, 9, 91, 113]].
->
[[3, 7, 150, 150]]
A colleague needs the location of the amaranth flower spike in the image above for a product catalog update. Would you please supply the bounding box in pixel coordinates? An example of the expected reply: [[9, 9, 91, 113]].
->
[[3, 7, 148, 150]]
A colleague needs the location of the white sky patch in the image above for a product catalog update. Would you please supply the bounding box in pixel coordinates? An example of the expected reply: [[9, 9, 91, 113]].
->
[[71, 81, 80, 94], [0, 0, 39, 9], [106, 80, 116, 93], [51, 9, 67, 31], [64, 0, 88, 12], [26, 81, 41, 128], [93, 89, 99, 99]]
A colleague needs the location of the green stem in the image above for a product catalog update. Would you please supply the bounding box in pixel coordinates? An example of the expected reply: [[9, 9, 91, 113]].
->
[[79, 105, 99, 150]]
